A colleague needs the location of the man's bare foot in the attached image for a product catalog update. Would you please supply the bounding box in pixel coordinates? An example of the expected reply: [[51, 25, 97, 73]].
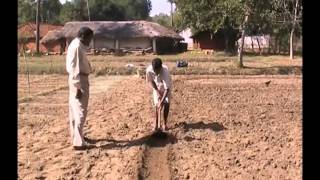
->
[[162, 124, 168, 131], [153, 123, 158, 131]]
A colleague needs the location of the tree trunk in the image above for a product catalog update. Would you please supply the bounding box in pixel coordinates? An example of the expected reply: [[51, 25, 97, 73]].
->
[[86, 0, 91, 21], [238, 14, 249, 68], [277, 36, 281, 54], [170, 2, 173, 27], [36, 0, 41, 54], [273, 35, 277, 54], [225, 34, 230, 53], [250, 36, 254, 53], [290, 0, 299, 60], [290, 29, 294, 59], [256, 36, 262, 55]]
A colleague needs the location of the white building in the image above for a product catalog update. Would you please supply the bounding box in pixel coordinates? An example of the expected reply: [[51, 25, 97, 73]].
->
[[179, 28, 193, 50]]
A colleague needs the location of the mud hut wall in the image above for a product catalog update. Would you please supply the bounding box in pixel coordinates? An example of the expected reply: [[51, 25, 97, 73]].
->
[[94, 38, 115, 49], [192, 31, 225, 51], [119, 37, 151, 49], [19, 41, 60, 53]]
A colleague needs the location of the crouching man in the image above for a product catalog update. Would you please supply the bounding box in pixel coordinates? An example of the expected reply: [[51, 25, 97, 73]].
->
[[146, 58, 172, 131]]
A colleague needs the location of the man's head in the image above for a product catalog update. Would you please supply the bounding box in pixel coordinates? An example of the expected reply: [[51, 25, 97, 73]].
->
[[77, 27, 94, 46], [152, 58, 163, 75]]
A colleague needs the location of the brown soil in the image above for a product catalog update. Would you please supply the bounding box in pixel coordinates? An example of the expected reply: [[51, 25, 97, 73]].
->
[[18, 74, 302, 179]]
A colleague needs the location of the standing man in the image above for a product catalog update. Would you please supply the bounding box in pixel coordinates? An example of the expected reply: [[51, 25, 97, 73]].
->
[[146, 58, 172, 131], [66, 27, 94, 150]]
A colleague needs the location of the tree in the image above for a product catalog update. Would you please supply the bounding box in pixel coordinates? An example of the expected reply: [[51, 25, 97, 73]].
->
[[18, 0, 36, 25], [121, 0, 152, 20], [175, 0, 244, 54], [40, 0, 62, 24], [72, 0, 89, 21], [167, 0, 174, 27], [267, 0, 302, 57], [87, 0, 124, 21], [172, 10, 185, 32], [286, 0, 302, 59], [18, 0, 62, 25], [175, 0, 275, 67], [59, 2, 77, 24], [152, 13, 171, 28], [65, 0, 151, 22], [238, 12, 249, 68]]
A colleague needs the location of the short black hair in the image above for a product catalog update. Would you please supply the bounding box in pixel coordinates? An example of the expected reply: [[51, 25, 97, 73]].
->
[[77, 27, 94, 38], [152, 58, 162, 71]]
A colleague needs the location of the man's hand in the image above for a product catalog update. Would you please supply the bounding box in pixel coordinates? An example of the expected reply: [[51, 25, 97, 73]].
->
[[157, 100, 163, 110], [157, 89, 164, 97], [76, 89, 83, 99]]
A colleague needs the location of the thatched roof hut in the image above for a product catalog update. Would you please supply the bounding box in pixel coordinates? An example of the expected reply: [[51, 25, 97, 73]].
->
[[41, 21, 184, 54], [17, 23, 64, 53], [61, 21, 183, 40], [40, 30, 65, 45], [18, 23, 63, 43], [39, 30, 66, 54]]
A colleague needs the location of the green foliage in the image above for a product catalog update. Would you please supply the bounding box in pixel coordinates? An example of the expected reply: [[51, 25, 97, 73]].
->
[[84, 0, 152, 21], [18, 0, 36, 25], [18, 0, 62, 25], [88, 0, 124, 21], [40, 0, 62, 24], [59, 2, 76, 24], [72, 0, 89, 21], [19, 0, 152, 25], [152, 13, 171, 28], [174, 0, 303, 54]]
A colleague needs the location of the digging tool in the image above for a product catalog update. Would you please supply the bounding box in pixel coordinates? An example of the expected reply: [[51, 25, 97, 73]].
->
[[158, 104, 162, 131]]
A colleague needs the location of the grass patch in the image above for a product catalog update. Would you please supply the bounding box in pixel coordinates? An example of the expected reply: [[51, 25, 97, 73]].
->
[[95, 67, 138, 76], [18, 52, 302, 76], [18, 86, 68, 103]]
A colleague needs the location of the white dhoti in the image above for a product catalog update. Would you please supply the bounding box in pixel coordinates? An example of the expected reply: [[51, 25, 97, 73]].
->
[[68, 75, 89, 147]]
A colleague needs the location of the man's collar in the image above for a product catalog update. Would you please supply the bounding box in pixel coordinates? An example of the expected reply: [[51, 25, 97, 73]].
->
[[77, 37, 87, 48]]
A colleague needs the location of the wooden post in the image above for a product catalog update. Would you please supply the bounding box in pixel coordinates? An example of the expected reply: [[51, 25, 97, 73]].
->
[[115, 39, 120, 55], [92, 36, 95, 55], [152, 38, 157, 54], [115, 39, 119, 50]]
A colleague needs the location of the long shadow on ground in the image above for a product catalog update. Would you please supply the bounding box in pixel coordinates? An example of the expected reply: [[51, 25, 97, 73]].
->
[[86, 121, 225, 149], [86, 131, 178, 149], [172, 121, 226, 132]]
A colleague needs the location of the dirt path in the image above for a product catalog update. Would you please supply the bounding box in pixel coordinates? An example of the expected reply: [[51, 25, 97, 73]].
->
[[138, 132, 177, 180]]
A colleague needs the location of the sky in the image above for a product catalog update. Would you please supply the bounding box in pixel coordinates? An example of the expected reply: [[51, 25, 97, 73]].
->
[[59, 0, 175, 17]]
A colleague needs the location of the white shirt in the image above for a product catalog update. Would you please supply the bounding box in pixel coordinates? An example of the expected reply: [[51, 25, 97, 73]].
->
[[66, 38, 91, 88], [146, 64, 172, 91]]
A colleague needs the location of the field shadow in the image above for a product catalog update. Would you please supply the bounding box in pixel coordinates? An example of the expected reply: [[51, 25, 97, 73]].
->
[[86, 121, 225, 150], [146, 131, 178, 147], [173, 121, 226, 132], [243, 65, 302, 74], [243, 65, 301, 70], [242, 52, 302, 56], [89, 132, 178, 150]]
